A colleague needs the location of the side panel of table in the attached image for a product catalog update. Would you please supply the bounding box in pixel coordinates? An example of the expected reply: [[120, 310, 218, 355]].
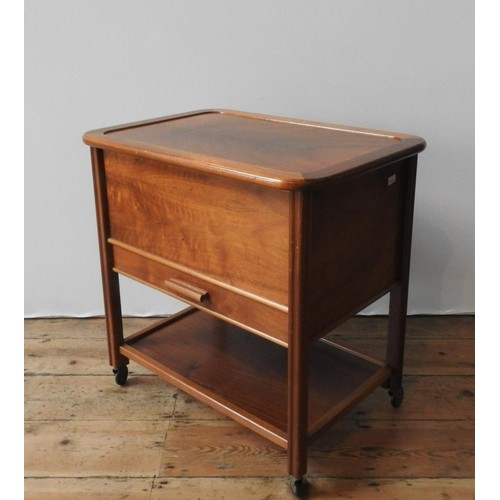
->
[[304, 159, 409, 340]]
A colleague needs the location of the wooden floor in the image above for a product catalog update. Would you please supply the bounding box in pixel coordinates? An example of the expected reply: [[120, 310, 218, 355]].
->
[[25, 315, 474, 499]]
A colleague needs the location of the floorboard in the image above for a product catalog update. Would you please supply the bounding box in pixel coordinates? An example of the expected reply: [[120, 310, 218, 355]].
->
[[24, 315, 474, 498]]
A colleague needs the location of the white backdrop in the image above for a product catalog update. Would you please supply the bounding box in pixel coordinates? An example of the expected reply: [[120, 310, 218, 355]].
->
[[24, 0, 474, 317]]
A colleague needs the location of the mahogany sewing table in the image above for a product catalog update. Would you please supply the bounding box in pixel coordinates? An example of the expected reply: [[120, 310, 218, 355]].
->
[[83, 109, 425, 494]]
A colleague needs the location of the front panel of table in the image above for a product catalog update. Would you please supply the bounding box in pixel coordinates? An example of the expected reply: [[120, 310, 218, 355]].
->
[[104, 149, 290, 345]]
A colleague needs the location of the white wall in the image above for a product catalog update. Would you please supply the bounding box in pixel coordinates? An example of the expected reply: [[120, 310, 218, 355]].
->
[[25, 0, 474, 317]]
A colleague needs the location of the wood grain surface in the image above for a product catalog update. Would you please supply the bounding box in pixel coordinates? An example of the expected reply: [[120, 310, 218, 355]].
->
[[83, 109, 426, 189], [104, 150, 289, 308]]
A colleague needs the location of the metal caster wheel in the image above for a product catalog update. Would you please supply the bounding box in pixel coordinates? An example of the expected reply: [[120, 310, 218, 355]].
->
[[290, 477, 309, 497], [389, 387, 404, 408], [113, 365, 128, 386]]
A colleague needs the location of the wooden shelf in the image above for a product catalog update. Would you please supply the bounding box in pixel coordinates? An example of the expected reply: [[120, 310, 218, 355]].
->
[[120, 308, 390, 448]]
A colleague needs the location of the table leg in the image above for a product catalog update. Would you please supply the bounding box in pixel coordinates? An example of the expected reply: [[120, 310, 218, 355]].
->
[[90, 147, 128, 372], [287, 190, 310, 490], [386, 155, 418, 405], [387, 285, 407, 406], [287, 339, 309, 483]]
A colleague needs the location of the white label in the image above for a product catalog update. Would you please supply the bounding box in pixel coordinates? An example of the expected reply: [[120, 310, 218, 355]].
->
[[387, 174, 396, 186]]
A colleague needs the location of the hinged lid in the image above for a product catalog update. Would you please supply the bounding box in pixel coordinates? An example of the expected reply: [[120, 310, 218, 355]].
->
[[83, 109, 426, 189]]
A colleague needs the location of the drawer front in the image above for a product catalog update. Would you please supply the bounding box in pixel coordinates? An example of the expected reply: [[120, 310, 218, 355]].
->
[[112, 243, 289, 345], [104, 150, 290, 307]]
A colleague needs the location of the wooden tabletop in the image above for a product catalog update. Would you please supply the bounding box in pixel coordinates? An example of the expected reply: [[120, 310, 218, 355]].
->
[[83, 109, 426, 189]]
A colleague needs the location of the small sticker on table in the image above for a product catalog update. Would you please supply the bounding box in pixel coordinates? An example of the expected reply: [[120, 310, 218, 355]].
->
[[388, 174, 396, 186]]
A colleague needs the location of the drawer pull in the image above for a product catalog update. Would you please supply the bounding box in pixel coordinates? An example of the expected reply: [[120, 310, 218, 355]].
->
[[164, 278, 209, 303]]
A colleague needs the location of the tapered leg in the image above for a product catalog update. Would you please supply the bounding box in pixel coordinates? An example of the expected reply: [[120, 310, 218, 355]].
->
[[386, 156, 418, 403], [90, 147, 128, 370], [287, 340, 309, 481], [386, 285, 408, 402], [287, 191, 310, 487]]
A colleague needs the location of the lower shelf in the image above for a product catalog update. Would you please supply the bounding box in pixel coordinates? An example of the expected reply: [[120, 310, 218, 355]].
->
[[120, 308, 390, 448]]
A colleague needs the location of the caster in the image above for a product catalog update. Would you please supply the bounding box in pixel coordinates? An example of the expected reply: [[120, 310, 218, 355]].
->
[[380, 379, 390, 389], [290, 477, 309, 497], [113, 365, 128, 386], [389, 387, 404, 408]]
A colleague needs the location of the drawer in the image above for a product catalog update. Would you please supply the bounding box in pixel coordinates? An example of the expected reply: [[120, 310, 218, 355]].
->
[[103, 150, 290, 307], [112, 243, 289, 345]]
